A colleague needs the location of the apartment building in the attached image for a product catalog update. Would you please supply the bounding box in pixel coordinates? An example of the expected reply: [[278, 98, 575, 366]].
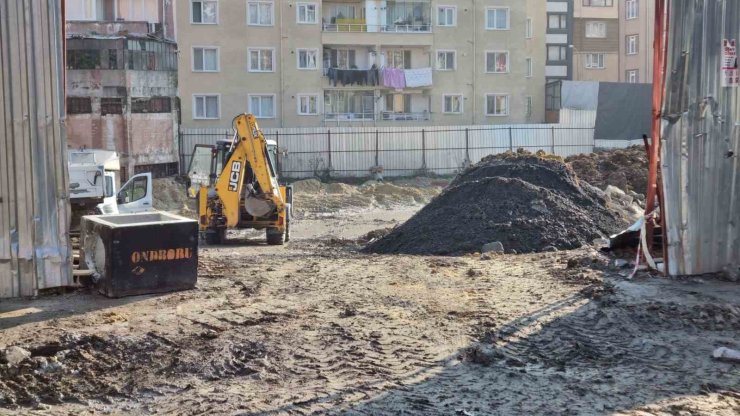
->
[[177, 1, 546, 129], [65, 0, 179, 178], [619, 0, 654, 83], [545, 0, 573, 83], [572, 0, 620, 82]]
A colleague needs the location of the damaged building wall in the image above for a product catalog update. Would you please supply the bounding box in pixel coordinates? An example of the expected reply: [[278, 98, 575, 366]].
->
[[65, 36, 178, 178]]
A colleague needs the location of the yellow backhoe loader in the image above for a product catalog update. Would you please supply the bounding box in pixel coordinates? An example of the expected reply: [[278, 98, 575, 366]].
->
[[186, 114, 292, 245]]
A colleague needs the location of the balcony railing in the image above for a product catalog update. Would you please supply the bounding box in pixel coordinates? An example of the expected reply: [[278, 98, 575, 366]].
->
[[322, 23, 431, 33], [324, 112, 376, 121], [324, 112, 431, 121], [381, 111, 431, 121]]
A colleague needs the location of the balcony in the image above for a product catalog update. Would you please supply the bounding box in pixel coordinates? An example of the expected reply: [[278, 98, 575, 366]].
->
[[380, 111, 430, 121], [322, 1, 432, 46]]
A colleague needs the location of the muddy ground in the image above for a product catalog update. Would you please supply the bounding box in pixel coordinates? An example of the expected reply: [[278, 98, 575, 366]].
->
[[1, 203, 739, 415]]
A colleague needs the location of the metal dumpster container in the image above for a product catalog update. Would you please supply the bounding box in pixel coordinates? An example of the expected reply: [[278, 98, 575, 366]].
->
[[80, 212, 198, 298]]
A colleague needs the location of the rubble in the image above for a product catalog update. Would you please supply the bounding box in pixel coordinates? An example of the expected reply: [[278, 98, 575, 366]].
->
[[365, 150, 629, 255], [565, 145, 649, 193]]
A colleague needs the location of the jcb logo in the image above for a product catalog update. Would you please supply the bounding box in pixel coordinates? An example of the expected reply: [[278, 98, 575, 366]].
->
[[228, 161, 242, 191]]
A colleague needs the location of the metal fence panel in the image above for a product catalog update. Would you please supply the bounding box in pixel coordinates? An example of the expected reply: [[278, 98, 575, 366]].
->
[[661, 0, 740, 276], [0, 0, 71, 298], [180, 123, 600, 180]]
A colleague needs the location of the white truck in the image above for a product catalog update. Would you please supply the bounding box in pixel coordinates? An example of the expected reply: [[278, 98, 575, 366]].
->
[[68, 149, 154, 218]]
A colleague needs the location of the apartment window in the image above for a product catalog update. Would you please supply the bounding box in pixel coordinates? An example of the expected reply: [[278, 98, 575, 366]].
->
[[436, 50, 456, 71], [548, 14, 567, 29], [325, 49, 356, 69], [583, 0, 613, 6], [67, 97, 92, 114], [525, 58, 533, 78], [191, 0, 218, 24], [297, 2, 317, 24], [585, 53, 605, 69], [385, 94, 411, 113], [443, 94, 463, 114], [247, 1, 274, 26], [438, 6, 456, 26], [192, 47, 219, 72], [626, 0, 639, 19], [526, 18, 533, 39], [248, 48, 274, 72], [485, 8, 509, 30], [525, 96, 533, 118], [101, 98, 123, 115], [626, 69, 639, 83], [297, 94, 319, 115], [194, 95, 220, 119], [386, 50, 411, 69], [297, 49, 319, 70], [486, 51, 509, 73], [548, 45, 568, 61], [131, 97, 172, 113], [66, 0, 98, 20], [486, 94, 509, 116], [586, 21, 607, 38], [626, 35, 638, 55], [249, 95, 276, 118]]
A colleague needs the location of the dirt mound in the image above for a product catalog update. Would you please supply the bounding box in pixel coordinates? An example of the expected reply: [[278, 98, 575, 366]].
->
[[291, 179, 443, 216], [152, 177, 196, 217], [565, 145, 648, 193], [365, 151, 628, 255]]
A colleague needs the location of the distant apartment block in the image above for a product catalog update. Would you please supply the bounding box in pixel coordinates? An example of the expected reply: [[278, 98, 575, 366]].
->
[[545, 0, 573, 83], [572, 0, 620, 82], [619, 0, 654, 83], [64, 0, 179, 179], [177, 1, 546, 129]]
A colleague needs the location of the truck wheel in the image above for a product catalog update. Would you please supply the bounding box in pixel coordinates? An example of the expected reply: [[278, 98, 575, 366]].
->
[[205, 229, 225, 245], [266, 227, 285, 245]]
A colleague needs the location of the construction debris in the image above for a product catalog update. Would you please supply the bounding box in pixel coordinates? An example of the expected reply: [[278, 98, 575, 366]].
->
[[365, 150, 629, 255], [565, 145, 649, 193]]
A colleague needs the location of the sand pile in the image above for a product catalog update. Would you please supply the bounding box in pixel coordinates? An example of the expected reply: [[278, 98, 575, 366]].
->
[[566, 145, 648, 193], [365, 150, 629, 255], [152, 177, 196, 217], [291, 179, 443, 216]]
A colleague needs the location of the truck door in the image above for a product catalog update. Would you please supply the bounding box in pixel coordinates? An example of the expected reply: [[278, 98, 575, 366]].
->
[[97, 172, 120, 215], [116, 172, 153, 213]]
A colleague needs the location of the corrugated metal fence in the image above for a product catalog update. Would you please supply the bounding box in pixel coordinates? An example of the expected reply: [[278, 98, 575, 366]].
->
[[0, 0, 72, 298], [660, 0, 740, 276], [180, 124, 597, 179]]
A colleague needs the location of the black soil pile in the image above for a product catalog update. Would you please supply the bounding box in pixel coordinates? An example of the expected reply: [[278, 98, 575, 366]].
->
[[364, 150, 628, 255], [565, 145, 648, 193]]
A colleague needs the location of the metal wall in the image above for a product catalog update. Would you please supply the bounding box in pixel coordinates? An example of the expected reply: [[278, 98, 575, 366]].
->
[[180, 124, 596, 179], [661, 0, 740, 276], [0, 0, 72, 297]]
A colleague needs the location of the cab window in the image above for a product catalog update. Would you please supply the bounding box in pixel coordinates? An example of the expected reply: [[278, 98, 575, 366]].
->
[[121, 176, 147, 203], [104, 176, 114, 198]]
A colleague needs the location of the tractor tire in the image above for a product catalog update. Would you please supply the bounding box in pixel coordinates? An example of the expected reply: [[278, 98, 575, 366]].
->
[[266, 227, 285, 245], [205, 229, 225, 245], [284, 217, 291, 242]]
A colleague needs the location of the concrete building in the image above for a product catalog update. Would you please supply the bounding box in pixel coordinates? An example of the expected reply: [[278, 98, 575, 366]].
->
[[65, 0, 179, 179], [619, 0, 654, 83], [176, 0, 546, 129], [572, 0, 620, 82], [545, 0, 573, 83]]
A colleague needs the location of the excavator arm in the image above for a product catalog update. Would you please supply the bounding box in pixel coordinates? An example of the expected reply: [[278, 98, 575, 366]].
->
[[214, 114, 285, 227]]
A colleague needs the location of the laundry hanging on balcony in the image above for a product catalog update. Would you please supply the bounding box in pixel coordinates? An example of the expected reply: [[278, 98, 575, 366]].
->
[[404, 67, 433, 88], [382, 67, 406, 89], [326, 67, 380, 87]]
